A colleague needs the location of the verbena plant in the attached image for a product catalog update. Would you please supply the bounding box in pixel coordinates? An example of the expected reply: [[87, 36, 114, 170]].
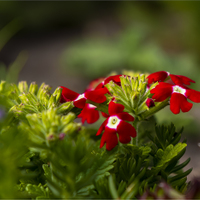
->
[[0, 70, 199, 199]]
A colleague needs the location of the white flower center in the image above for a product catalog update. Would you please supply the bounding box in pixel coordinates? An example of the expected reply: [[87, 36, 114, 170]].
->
[[106, 116, 121, 129], [88, 104, 96, 109], [75, 94, 85, 101], [173, 85, 186, 95]]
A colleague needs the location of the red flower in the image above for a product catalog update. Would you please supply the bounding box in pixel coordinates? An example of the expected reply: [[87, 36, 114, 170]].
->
[[60, 86, 86, 109], [150, 82, 200, 114], [60, 86, 108, 124], [60, 75, 122, 124], [96, 101, 137, 151], [147, 71, 195, 86], [60, 86, 108, 106], [78, 103, 99, 124]]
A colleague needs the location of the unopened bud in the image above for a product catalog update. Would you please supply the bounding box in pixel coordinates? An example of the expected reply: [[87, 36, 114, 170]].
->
[[47, 134, 55, 141], [48, 87, 62, 108], [29, 82, 38, 95], [146, 98, 155, 108], [59, 133, 65, 140], [18, 81, 28, 93]]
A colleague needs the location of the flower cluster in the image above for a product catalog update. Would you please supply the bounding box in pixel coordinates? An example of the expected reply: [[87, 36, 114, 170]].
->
[[147, 71, 200, 114], [60, 75, 121, 124], [60, 74, 137, 150], [60, 70, 200, 151]]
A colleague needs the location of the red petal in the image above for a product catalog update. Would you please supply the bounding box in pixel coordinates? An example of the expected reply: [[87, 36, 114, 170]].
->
[[170, 74, 195, 86], [104, 75, 122, 85], [117, 121, 136, 143], [108, 101, 124, 115], [150, 82, 173, 102], [96, 118, 108, 136], [170, 93, 193, 114], [60, 86, 79, 103], [146, 71, 169, 84], [186, 89, 200, 103], [74, 98, 86, 109], [116, 112, 134, 121], [100, 127, 118, 151], [101, 112, 110, 118], [85, 88, 108, 103], [78, 104, 99, 124], [95, 82, 104, 90]]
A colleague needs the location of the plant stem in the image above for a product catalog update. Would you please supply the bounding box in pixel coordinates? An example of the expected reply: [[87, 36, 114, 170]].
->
[[132, 118, 139, 146], [140, 99, 169, 120]]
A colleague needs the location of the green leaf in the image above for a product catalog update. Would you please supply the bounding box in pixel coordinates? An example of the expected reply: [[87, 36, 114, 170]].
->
[[25, 183, 50, 199], [154, 143, 187, 171], [108, 175, 119, 199]]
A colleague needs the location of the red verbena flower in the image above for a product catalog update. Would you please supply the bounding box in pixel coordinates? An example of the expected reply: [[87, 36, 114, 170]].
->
[[78, 103, 99, 124], [60, 75, 123, 124], [150, 82, 200, 114], [60, 86, 109, 124], [147, 71, 195, 86], [96, 101, 137, 151], [60, 86, 86, 108], [60, 86, 108, 106]]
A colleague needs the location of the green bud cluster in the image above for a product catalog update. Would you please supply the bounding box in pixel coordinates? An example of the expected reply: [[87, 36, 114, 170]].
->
[[20, 108, 80, 151], [106, 74, 157, 117], [8, 81, 73, 120]]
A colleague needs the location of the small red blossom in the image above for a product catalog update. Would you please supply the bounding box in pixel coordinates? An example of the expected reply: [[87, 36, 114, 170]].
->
[[60, 86, 108, 106], [146, 98, 155, 108], [60, 86, 86, 109], [78, 103, 99, 124], [60, 86, 109, 124], [96, 101, 136, 151], [60, 75, 123, 125], [150, 82, 200, 114], [147, 71, 195, 86]]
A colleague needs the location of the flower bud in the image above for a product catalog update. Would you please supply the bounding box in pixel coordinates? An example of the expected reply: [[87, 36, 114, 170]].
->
[[48, 87, 62, 108], [18, 81, 28, 93], [59, 133, 65, 140], [29, 82, 38, 95], [146, 98, 155, 108], [57, 102, 73, 114]]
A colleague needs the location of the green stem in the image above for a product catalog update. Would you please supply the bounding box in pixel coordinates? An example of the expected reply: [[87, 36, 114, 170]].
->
[[140, 99, 169, 120], [132, 118, 139, 146]]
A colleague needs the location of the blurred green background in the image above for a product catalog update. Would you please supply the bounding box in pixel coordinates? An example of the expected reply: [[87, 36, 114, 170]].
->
[[1, 2, 200, 136]]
